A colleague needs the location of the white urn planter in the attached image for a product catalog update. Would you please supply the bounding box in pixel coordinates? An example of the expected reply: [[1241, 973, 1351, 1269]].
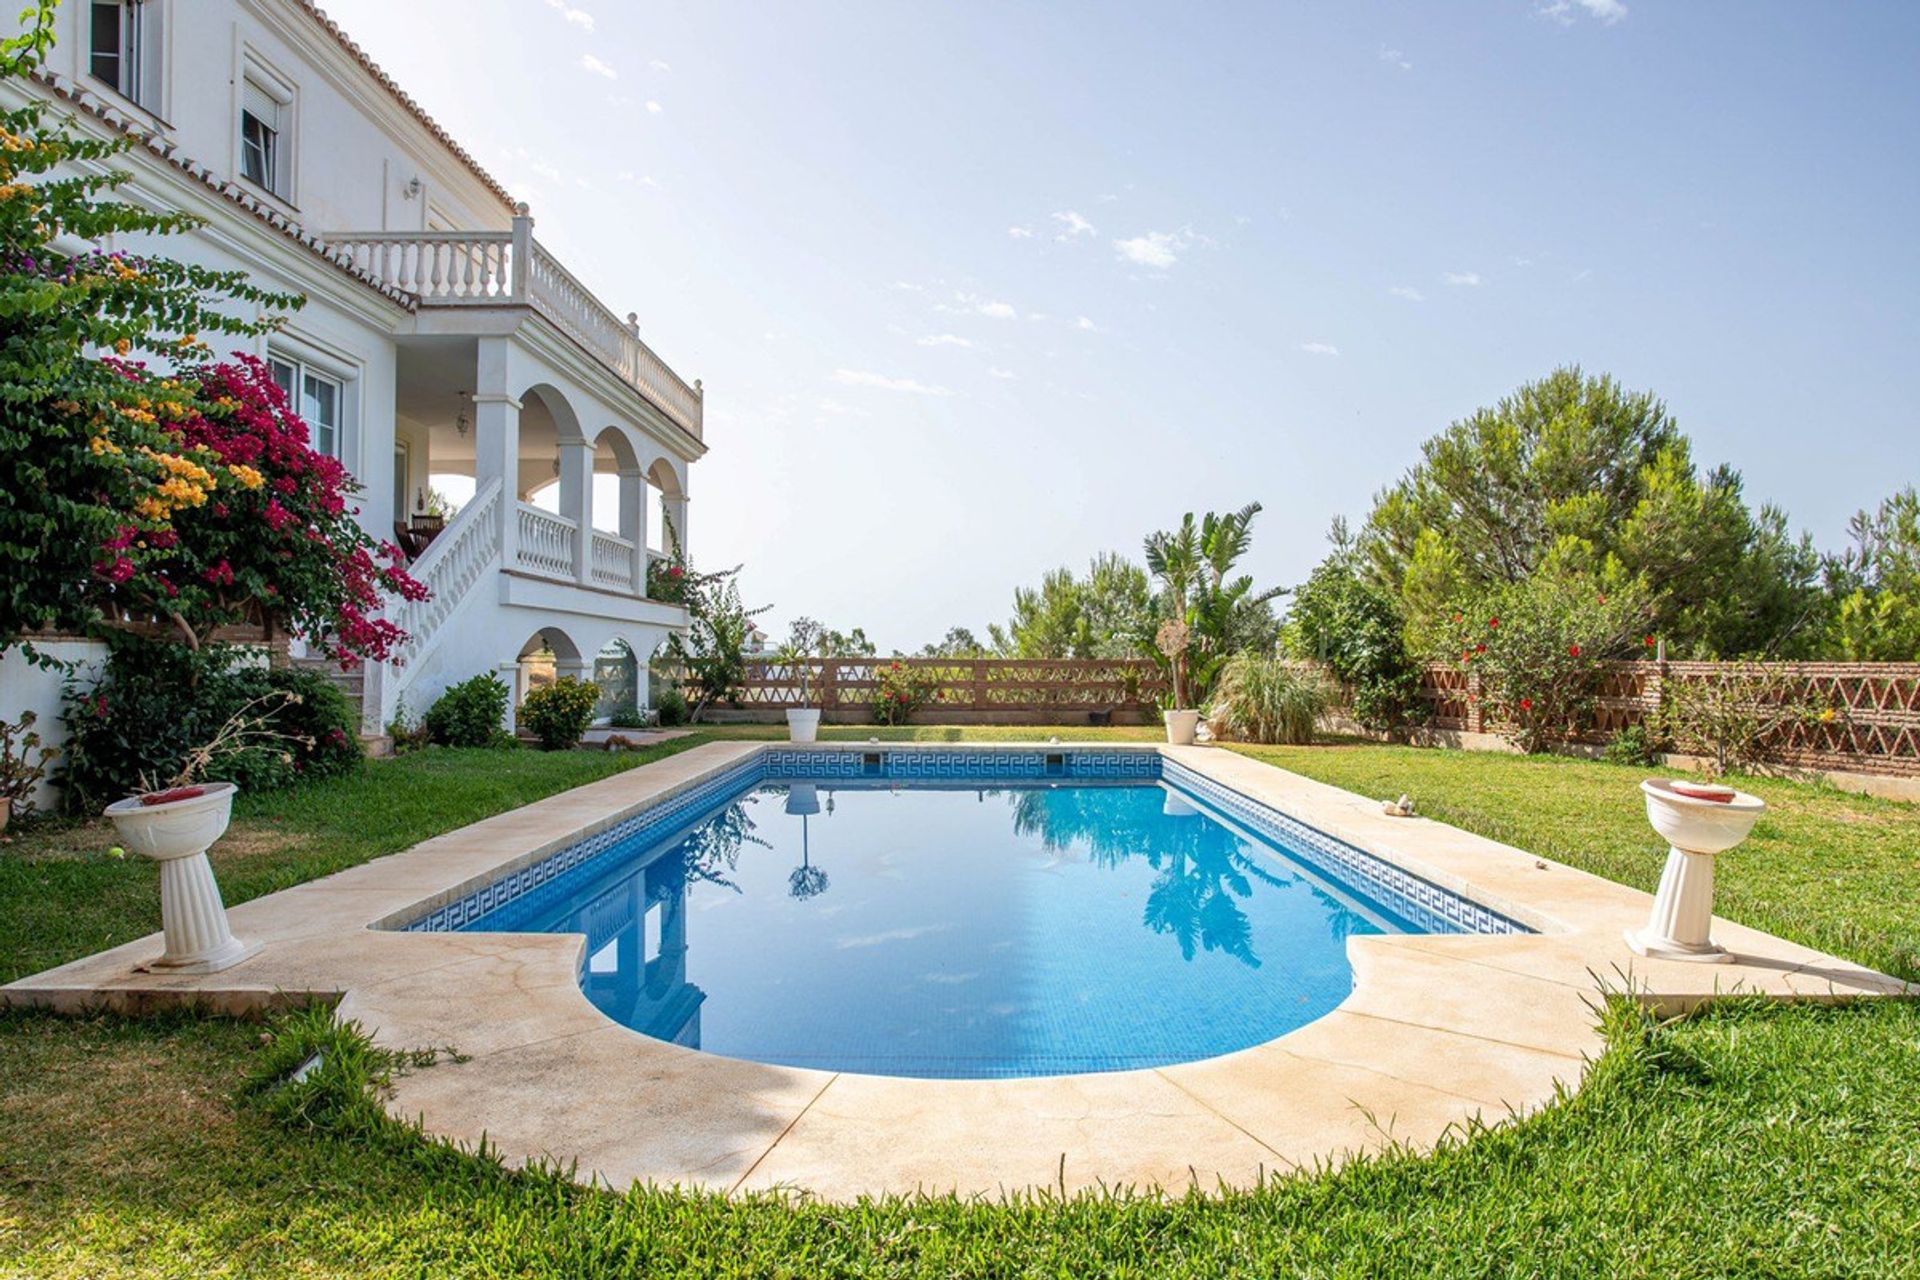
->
[[1625, 778, 1766, 964], [786, 708, 821, 743], [1164, 709, 1201, 746], [103, 782, 260, 973]]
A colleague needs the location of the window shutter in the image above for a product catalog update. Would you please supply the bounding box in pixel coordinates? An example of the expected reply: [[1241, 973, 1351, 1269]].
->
[[242, 79, 280, 132]]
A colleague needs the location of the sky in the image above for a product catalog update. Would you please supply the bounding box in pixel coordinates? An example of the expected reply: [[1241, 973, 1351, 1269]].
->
[[318, 0, 1920, 653]]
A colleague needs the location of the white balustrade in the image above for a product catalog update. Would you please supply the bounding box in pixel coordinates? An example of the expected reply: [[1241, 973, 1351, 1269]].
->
[[515, 504, 577, 579], [384, 479, 504, 671], [591, 530, 636, 589], [321, 222, 703, 438]]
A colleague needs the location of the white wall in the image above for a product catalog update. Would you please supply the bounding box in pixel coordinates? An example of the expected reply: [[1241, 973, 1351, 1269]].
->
[[0, 640, 106, 814], [37, 0, 512, 236]]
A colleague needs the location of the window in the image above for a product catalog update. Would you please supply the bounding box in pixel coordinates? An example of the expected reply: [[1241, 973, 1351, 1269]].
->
[[90, 1, 158, 108], [268, 355, 342, 458], [238, 78, 285, 195]]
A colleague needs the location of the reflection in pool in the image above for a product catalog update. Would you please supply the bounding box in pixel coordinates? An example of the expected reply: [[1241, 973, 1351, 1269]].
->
[[468, 780, 1433, 1078]]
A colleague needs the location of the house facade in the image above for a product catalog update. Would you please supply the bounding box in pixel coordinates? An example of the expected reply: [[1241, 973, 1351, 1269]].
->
[[6, 0, 703, 736]]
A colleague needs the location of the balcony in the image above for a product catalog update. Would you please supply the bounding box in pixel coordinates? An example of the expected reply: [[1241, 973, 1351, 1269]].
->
[[323, 208, 703, 441]]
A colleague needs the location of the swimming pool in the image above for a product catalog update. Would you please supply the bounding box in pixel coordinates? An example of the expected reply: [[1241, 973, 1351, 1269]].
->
[[410, 749, 1524, 1078]]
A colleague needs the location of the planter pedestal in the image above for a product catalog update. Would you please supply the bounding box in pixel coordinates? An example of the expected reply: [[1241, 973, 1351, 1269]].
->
[[104, 782, 260, 973], [1624, 779, 1765, 965]]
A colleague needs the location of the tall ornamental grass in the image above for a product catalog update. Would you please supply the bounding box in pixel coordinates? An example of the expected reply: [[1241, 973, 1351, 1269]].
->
[[1206, 654, 1329, 744]]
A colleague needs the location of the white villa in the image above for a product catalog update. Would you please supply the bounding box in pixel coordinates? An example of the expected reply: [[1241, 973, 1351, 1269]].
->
[[7, 0, 703, 735]]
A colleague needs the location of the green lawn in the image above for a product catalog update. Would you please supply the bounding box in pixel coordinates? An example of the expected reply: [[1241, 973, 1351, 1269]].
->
[[1, 732, 1916, 1278]]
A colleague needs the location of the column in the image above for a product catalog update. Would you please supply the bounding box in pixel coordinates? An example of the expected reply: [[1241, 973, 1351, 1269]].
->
[[472, 336, 521, 567], [618, 467, 647, 594], [558, 437, 593, 584], [662, 493, 689, 565], [496, 661, 521, 734]]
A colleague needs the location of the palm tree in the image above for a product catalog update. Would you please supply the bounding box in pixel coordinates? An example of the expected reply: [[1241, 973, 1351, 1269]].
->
[[1145, 504, 1284, 706]]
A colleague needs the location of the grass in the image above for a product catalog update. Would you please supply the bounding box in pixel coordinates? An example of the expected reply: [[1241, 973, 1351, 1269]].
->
[[0, 739, 705, 984], [1228, 740, 1920, 983], [1, 729, 1916, 1277]]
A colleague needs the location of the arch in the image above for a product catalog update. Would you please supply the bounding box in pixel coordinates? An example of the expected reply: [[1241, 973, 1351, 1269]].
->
[[592, 637, 639, 722], [515, 383, 586, 505], [592, 425, 641, 474], [646, 455, 687, 499]]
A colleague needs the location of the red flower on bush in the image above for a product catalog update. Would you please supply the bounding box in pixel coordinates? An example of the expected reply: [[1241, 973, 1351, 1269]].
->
[[1567, 643, 1581, 657], [1519, 698, 1533, 711], [1644, 634, 1657, 647], [1488, 617, 1499, 628]]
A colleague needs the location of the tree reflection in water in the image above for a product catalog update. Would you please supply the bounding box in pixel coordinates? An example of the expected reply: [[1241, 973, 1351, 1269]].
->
[[668, 796, 770, 896], [1007, 784, 1308, 968]]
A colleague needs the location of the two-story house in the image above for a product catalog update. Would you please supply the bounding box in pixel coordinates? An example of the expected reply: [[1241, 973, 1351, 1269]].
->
[[6, 0, 703, 737]]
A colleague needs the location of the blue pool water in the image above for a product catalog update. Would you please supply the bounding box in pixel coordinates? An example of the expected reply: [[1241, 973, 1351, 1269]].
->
[[446, 757, 1506, 1079]]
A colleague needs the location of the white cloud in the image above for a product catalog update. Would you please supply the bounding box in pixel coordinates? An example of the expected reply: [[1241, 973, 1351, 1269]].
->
[[1512, 255, 1535, 268], [831, 369, 955, 396], [916, 333, 975, 348], [645, 100, 664, 114], [1379, 45, 1412, 70], [1389, 285, 1425, 302], [1443, 271, 1483, 286], [1539, 0, 1627, 23], [1074, 315, 1098, 331], [988, 367, 1016, 379], [1299, 342, 1340, 356], [649, 58, 673, 72], [975, 300, 1018, 320], [1051, 210, 1096, 238], [544, 0, 594, 31], [580, 53, 617, 79], [1008, 226, 1035, 239], [1113, 229, 1189, 269]]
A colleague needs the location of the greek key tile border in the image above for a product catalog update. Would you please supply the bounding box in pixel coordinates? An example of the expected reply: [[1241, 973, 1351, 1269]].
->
[[1161, 758, 1528, 937]]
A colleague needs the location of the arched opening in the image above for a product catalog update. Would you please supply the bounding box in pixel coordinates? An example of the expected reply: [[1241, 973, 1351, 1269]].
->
[[518, 384, 585, 508], [593, 638, 639, 722], [515, 625, 584, 713], [591, 427, 640, 536], [647, 456, 688, 561]]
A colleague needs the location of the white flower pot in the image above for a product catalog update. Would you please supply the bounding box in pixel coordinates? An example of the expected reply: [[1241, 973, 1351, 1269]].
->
[[104, 782, 259, 973], [786, 708, 821, 743], [1165, 709, 1201, 746], [1625, 778, 1766, 964]]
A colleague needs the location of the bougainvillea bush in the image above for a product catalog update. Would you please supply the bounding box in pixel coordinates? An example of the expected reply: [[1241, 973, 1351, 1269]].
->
[[0, 17, 421, 666], [1437, 572, 1654, 753], [93, 356, 428, 664]]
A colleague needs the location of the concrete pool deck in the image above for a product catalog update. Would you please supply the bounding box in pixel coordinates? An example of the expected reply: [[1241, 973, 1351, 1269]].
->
[[4, 741, 1910, 1200]]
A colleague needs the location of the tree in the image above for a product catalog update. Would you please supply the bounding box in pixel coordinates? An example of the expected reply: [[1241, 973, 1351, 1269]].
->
[[1362, 367, 1821, 657], [1144, 504, 1283, 705], [987, 553, 1153, 659], [919, 626, 987, 658], [1824, 487, 1920, 660], [1282, 519, 1422, 729], [0, 14, 421, 665], [666, 573, 764, 721]]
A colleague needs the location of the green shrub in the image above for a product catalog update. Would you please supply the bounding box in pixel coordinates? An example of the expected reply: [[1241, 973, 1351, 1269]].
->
[[1205, 653, 1330, 744], [607, 707, 647, 729], [871, 661, 931, 725], [1603, 723, 1661, 767], [520, 677, 600, 750], [423, 673, 510, 748], [1283, 532, 1424, 731], [59, 641, 360, 811], [1435, 571, 1653, 753], [654, 682, 689, 727]]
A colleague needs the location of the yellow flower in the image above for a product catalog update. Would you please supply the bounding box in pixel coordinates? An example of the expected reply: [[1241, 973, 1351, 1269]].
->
[[227, 463, 264, 490]]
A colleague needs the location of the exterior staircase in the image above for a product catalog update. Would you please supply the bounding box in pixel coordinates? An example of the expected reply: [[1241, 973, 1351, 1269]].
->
[[288, 655, 380, 750]]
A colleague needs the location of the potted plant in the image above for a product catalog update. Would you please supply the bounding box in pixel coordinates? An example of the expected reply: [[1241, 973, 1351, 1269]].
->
[[1157, 618, 1200, 745], [776, 617, 827, 742]]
